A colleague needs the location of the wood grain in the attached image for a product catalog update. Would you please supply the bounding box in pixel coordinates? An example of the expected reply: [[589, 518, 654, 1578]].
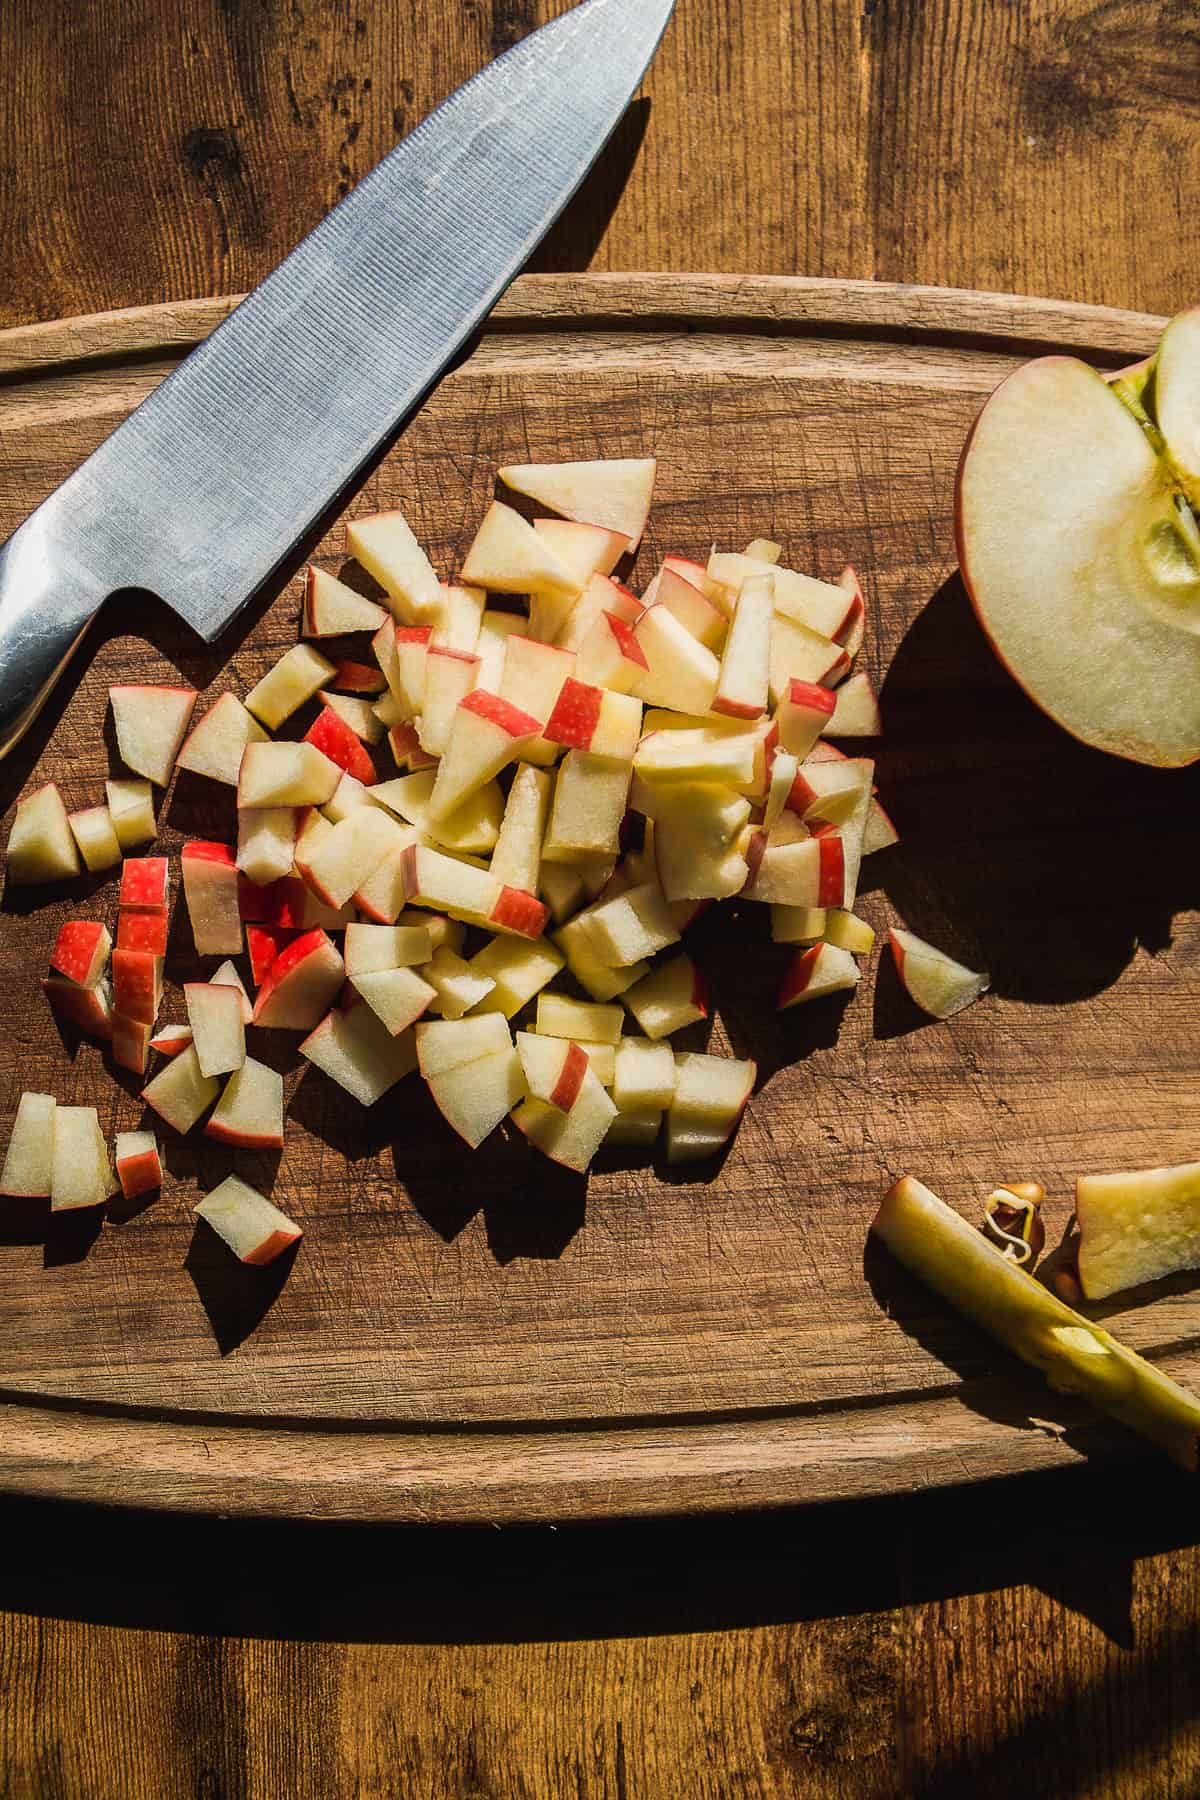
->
[[2, 1, 1198, 330], [2, 277, 1197, 1529]]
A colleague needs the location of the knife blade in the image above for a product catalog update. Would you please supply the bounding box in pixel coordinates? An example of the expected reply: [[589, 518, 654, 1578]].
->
[[0, 0, 674, 760]]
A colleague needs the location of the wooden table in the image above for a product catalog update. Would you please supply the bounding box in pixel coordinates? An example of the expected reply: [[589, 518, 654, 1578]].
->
[[2, 2, 1199, 1793]]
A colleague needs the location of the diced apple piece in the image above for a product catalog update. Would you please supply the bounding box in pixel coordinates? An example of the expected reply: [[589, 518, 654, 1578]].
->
[[555, 571, 642, 654], [320, 771, 377, 825], [176, 692, 269, 786], [622, 955, 708, 1040], [642, 783, 751, 902], [743, 830, 845, 909], [415, 1013, 512, 1077], [822, 910, 875, 954], [512, 1063, 617, 1170], [634, 722, 758, 788], [498, 635, 576, 765], [516, 1032, 591, 1111], [539, 861, 589, 923], [344, 922, 433, 975], [150, 1022, 193, 1057], [574, 609, 650, 693], [709, 553, 859, 642], [43, 975, 113, 1039], [431, 582, 485, 656], [399, 843, 499, 924], [713, 573, 773, 718], [115, 910, 167, 955], [372, 691, 403, 728], [668, 1052, 756, 1155], [489, 765, 551, 895], [303, 565, 388, 636], [419, 647, 480, 757], [544, 679, 641, 760], [387, 720, 438, 773], [654, 564, 726, 649], [110, 684, 197, 784], [204, 1057, 285, 1149], [352, 965, 436, 1035], [423, 947, 496, 1019], [0, 1092, 55, 1196], [775, 679, 837, 758], [320, 693, 383, 744], [51, 1106, 111, 1210], [333, 659, 386, 695], [349, 838, 416, 924], [499, 457, 656, 547], [554, 918, 648, 1002], [111, 947, 163, 1026], [426, 1044, 525, 1148], [119, 856, 168, 912], [1075, 1162, 1200, 1300], [237, 742, 340, 809], [427, 690, 541, 822], [302, 807, 406, 909], [532, 517, 630, 584], [488, 884, 549, 941], [873, 1175, 1200, 1471], [770, 904, 826, 944], [632, 604, 721, 713], [210, 961, 253, 1023], [195, 1174, 302, 1266], [347, 509, 441, 622], [50, 921, 111, 988], [777, 941, 861, 1008], [114, 1129, 162, 1199], [237, 806, 297, 887], [467, 935, 564, 1018], [302, 703, 377, 785], [577, 881, 680, 967], [243, 645, 334, 731], [612, 1037, 677, 1111], [535, 992, 624, 1045], [606, 1104, 663, 1148], [542, 751, 631, 863], [265, 872, 354, 932], [104, 778, 156, 850], [180, 842, 243, 956], [827, 670, 881, 736], [769, 615, 850, 708], [251, 927, 344, 1029], [185, 981, 246, 1077], [65, 805, 121, 873], [461, 500, 580, 604], [862, 796, 900, 855], [787, 754, 873, 825], [474, 610, 527, 689], [142, 1044, 220, 1134], [300, 1002, 417, 1104], [6, 783, 81, 883], [888, 928, 989, 1020], [109, 1014, 148, 1074]]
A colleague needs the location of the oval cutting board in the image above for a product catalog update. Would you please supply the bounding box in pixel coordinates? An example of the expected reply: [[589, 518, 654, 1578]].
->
[[0, 275, 1196, 1523]]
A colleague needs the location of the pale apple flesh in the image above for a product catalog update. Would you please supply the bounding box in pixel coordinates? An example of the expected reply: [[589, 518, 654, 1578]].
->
[[1075, 1161, 1200, 1300]]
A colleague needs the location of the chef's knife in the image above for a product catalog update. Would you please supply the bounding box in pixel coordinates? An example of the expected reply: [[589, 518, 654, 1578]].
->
[[0, 0, 674, 760]]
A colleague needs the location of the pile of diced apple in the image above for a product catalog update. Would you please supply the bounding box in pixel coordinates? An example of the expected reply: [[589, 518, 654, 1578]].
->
[[2, 454, 996, 1259]]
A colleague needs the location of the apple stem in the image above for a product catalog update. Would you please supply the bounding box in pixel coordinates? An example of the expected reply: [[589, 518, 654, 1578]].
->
[[873, 1177, 1200, 1473], [982, 1183, 1046, 1266]]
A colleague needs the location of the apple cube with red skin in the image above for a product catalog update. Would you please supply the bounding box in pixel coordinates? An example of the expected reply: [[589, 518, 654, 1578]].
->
[[209, 962, 253, 1024], [109, 684, 197, 785], [112, 949, 163, 1026], [50, 921, 111, 988], [150, 1023, 193, 1057], [176, 692, 269, 786], [556, 572, 642, 654], [836, 565, 867, 657], [532, 518, 630, 584], [181, 842, 243, 956], [6, 783, 81, 883], [544, 679, 641, 760], [425, 1044, 525, 1149], [652, 564, 726, 650], [777, 941, 861, 1009], [574, 609, 650, 694], [346, 509, 441, 622], [114, 1130, 162, 1199], [300, 807, 407, 910], [612, 1037, 677, 1111], [252, 927, 345, 1030], [105, 778, 157, 850], [743, 830, 845, 909], [304, 704, 377, 785], [194, 1174, 302, 1266], [68, 805, 123, 872], [427, 690, 541, 822], [111, 1012, 152, 1074], [351, 966, 437, 1035], [708, 553, 859, 643], [433, 581, 485, 655], [43, 977, 113, 1040], [117, 910, 169, 955], [622, 955, 708, 1041], [51, 1106, 112, 1211], [205, 1057, 285, 1149], [888, 928, 990, 1020], [332, 659, 386, 695], [120, 856, 169, 912], [303, 565, 387, 636], [185, 981, 246, 1077], [142, 1045, 220, 1134], [300, 1002, 418, 1105], [0, 1092, 56, 1197], [511, 1064, 618, 1170], [351, 840, 419, 924], [774, 680, 837, 758], [499, 458, 656, 548], [498, 635, 576, 764], [419, 647, 481, 756], [769, 615, 850, 708], [387, 720, 438, 773], [245, 923, 295, 986], [515, 1032, 591, 1112], [632, 605, 721, 714], [827, 671, 882, 737]]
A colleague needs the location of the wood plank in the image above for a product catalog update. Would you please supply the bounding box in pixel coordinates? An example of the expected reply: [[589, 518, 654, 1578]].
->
[[1, 276, 1196, 1522]]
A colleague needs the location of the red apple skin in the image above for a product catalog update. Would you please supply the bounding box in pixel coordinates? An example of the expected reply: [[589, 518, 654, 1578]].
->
[[777, 945, 821, 1009], [787, 680, 837, 718], [712, 695, 764, 721], [116, 1146, 162, 1199], [816, 835, 846, 908], [304, 705, 377, 783], [332, 660, 386, 694], [786, 769, 818, 815], [204, 1117, 286, 1151], [604, 611, 648, 668], [42, 979, 113, 1040], [388, 721, 438, 770], [112, 949, 161, 1025], [395, 625, 433, 647], [743, 830, 767, 887], [246, 922, 297, 983], [548, 1040, 589, 1112], [111, 1013, 151, 1074], [150, 1026, 191, 1056], [183, 841, 237, 869], [251, 927, 336, 1024], [119, 857, 169, 911], [460, 689, 542, 738], [544, 677, 603, 749], [241, 1227, 302, 1267], [490, 886, 549, 940], [50, 921, 109, 986], [117, 910, 168, 955]]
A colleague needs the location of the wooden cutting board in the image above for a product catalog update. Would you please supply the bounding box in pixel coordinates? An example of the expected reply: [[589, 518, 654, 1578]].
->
[[1, 274, 1196, 1524]]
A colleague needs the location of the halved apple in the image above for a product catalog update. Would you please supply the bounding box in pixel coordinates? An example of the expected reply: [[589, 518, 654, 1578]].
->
[[957, 352, 1200, 766]]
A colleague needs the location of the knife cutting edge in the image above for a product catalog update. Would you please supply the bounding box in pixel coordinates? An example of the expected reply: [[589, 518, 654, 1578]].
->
[[0, 0, 675, 760]]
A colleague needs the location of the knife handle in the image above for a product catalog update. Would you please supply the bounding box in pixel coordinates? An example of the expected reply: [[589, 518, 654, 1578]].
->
[[0, 514, 110, 762]]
